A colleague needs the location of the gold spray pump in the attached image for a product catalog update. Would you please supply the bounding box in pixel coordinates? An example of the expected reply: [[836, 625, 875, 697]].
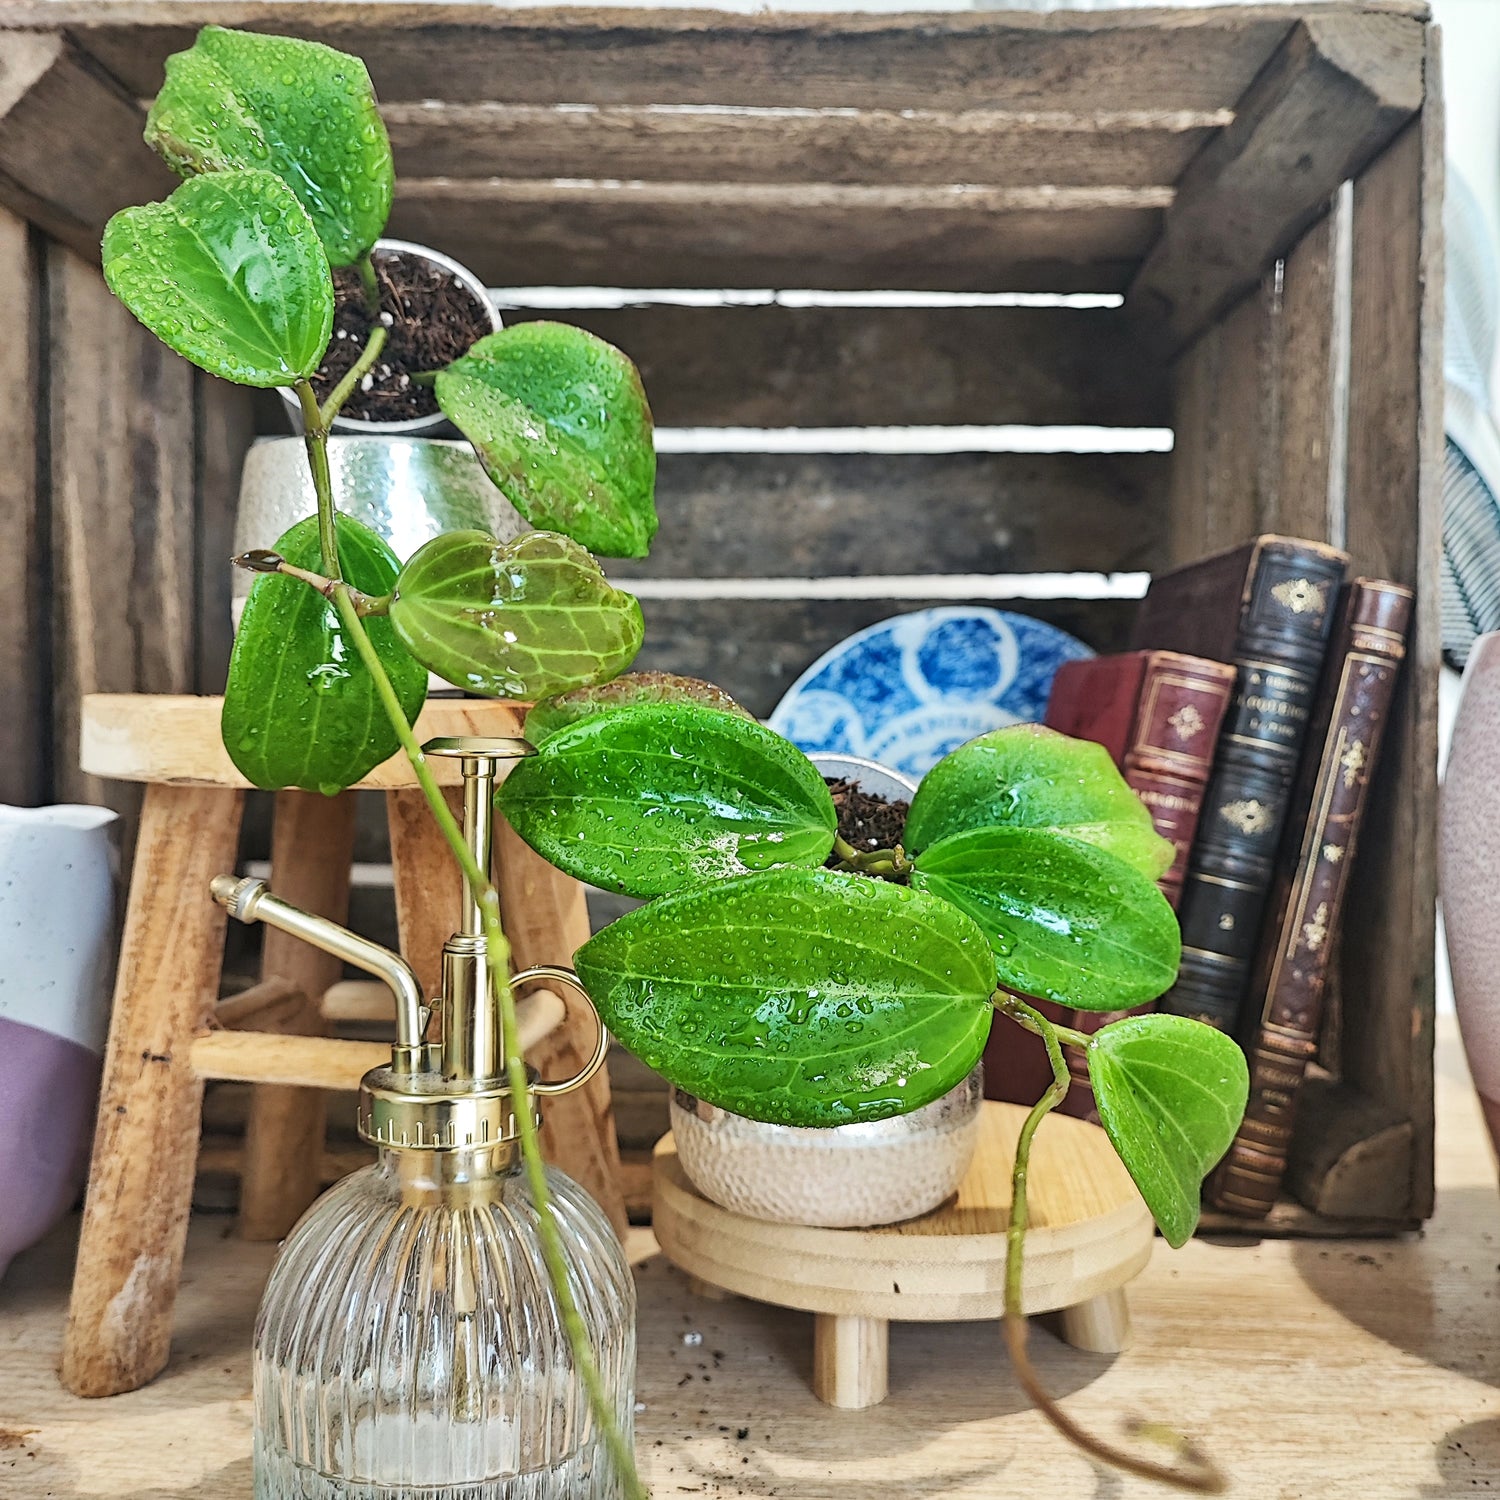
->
[[212, 737, 636, 1500]]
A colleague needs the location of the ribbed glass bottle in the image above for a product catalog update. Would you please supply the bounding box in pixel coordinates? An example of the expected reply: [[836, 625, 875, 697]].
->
[[252, 1147, 635, 1500]]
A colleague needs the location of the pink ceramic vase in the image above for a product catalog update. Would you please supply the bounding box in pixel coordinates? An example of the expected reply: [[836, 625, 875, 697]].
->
[[1440, 632, 1500, 1151]]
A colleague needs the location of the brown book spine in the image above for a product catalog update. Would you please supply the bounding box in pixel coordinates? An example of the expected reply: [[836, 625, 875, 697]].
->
[[1207, 580, 1413, 1216]]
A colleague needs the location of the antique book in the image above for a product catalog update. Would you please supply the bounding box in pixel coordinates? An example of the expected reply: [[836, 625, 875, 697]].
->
[[1131, 535, 1349, 1030], [1040, 650, 1236, 1116], [1208, 579, 1413, 1216]]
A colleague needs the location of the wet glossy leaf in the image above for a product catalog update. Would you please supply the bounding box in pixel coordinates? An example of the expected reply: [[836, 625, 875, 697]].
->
[[390, 530, 642, 698], [1088, 1014, 1249, 1247], [499, 703, 835, 897], [145, 25, 393, 266], [905, 724, 1174, 882], [574, 867, 995, 1125], [436, 324, 657, 558], [910, 826, 1180, 1010], [223, 514, 426, 792], [103, 170, 332, 386], [525, 672, 753, 745]]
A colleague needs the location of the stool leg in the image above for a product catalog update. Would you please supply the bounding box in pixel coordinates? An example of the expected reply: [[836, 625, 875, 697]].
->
[[495, 811, 628, 1239], [812, 1313, 889, 1409], [387, 786, 463, 998], [684, 1274, 734, 1303], [1059, 1287, 1132, 1354], [239, 791, 356, 1241], [62, 784, 244, 1396]]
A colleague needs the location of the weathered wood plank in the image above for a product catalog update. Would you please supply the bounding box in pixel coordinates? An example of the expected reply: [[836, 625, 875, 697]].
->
[[193, 376, 256, 694], [635, 596, 1137, 719], [391, 182, 1164, 293], [49, 245, 196, 816], [31, 4, 1308, 112], [609, 452, 1171, 580], [1130, 14, 1424, 353], [503, 306, 1169, 429], [0, 205, 44, 805], [384, 102, 1223, 189], [0, 31, 170, 257], [1336, 98, 1442, 1219]]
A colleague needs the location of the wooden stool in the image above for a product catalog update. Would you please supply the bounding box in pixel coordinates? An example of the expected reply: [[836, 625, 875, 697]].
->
[[652, 1102, 1152, 1409], [61, 694, 624, 1399]]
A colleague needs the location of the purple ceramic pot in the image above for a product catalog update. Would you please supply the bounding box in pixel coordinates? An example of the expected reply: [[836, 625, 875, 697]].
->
[[0, 805, 118, 1280]]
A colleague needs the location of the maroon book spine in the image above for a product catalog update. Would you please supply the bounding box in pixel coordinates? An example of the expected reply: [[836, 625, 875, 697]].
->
[[1207, 580, 1413, 1216]]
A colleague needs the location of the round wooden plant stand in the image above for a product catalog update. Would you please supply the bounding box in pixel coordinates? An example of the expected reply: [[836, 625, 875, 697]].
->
[[652, 1100, 1153, 1409]]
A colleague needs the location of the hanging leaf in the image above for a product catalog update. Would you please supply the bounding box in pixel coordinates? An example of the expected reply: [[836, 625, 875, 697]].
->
[[574, 867, 994, 1125], [910, 826, 1179, 1010], [223, 514, 427, 793], [525, 672, 753, 745], [500, 703, 835, 897], [1087, 1014, 1249, 1247], [389, 530, 643, 698], [904, 724, 1174, 881], [103, 170, 333, 387], [435, 324, 657, 558], [145, 25, 393, 267]]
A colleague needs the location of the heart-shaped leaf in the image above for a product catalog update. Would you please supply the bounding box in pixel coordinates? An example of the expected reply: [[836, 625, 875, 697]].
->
[[905, 724, 1173, 881], [145, 25, 393, 267], [525, 672, 753, 745], [435, 324, 657, 558], [910, 826, 1180, 1010], [389, 530, 643, 698], [223, 513, 427, 792], [103, 170, 333, 386], [574, 867, 995, 1125], [499, 702, 835, 897], [1087, 1014, 1249, 1247]]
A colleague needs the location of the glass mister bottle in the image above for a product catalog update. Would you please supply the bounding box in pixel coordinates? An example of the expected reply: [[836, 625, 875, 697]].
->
[[212, 736, 636, 1500]]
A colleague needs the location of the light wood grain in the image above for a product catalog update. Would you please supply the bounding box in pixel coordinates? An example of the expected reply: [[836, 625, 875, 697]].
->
[[212, 979, 305, 1033], [813, 1314, 888, 1409], [1057, 1287, 1132, 1354], [59, 782, 244, 1398], [80, 695, 527, 788], [385, 785, 464, 999]]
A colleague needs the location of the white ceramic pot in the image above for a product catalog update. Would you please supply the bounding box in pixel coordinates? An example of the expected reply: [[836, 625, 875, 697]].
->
[[279, 237, 501, 438], [0, 805, 119, 1279]]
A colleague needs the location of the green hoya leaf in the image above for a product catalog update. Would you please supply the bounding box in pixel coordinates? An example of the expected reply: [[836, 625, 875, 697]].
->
[[905, 724, 1173, 882], [1087, 1014, 1249, 1247], [223, 514, 426, 793], [103, 170, 332, 386], [389, 530, 643, 699], [910, 826, 1179, 1010], [436, 324, 657, 558], [145, 25, 393, 266], [574, 867, 995, 1125], [499, 702, 835, 898], [525, 672, 753, 745]]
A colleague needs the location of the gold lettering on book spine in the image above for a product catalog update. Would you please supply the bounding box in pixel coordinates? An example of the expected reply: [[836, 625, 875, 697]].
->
[[1271, 577, 1329, 617], [1219, 798, 1272, 836], [1168, 703, 1206, 742]]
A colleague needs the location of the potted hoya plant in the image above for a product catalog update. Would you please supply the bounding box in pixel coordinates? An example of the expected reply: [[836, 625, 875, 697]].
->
[[103, 25, 1248, 1499]]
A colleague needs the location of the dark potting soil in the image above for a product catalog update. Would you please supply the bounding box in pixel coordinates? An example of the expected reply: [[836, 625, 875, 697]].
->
[[309, 248, 493, 423], [825, 778, 908, 856]]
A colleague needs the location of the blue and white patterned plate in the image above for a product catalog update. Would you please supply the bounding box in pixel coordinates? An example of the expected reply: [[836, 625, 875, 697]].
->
[[767, 607, 1093, 781]]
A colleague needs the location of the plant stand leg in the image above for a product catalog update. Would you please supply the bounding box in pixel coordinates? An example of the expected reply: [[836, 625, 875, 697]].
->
[[684, 1274, 734, 1302], [1059, 1287, 1132, 1353], [61, 784, 245, 1397], [238, 790, 356, 1241], [813, 1313, 889, 1409], [387, 786, 463, 997]]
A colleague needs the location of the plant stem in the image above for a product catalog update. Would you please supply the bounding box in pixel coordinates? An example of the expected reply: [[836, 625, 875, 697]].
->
[[299, 406, 646, 1500], [999, 996, 1226, 1493], [356, 250, 382, 318], [830, 835, 911, 879], [232, 551, 389, 614], [993, 991, 1092, 1052], [322, 323, 389, 429], [409, 369, 439, 388]]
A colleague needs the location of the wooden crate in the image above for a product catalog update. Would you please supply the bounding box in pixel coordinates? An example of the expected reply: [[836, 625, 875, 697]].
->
[[0, 1, 1440, 1232]]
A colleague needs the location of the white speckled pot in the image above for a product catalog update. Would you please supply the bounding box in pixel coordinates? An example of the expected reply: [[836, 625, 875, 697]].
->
[[669, 1067, 984, 1228]]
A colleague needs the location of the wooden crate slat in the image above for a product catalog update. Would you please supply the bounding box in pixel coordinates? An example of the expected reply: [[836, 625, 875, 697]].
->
[[28, 4, 1312, 112], [0, 31, 170, 259], [384, 103, 1225, 190], [502, 305, 1169, 429], [1337, 105, 1442, 1220], [635, 595, 1137, 719], [610, 452, 1170, 580], [1130, 14, 1423, 354], [390, 186, 1163, 292], [0, 205, 44, 805], [193, 376, 255, 695]]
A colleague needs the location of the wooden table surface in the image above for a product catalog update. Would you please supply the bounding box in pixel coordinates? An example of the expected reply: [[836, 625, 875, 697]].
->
[[3, 1021, 1497, 1499]]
